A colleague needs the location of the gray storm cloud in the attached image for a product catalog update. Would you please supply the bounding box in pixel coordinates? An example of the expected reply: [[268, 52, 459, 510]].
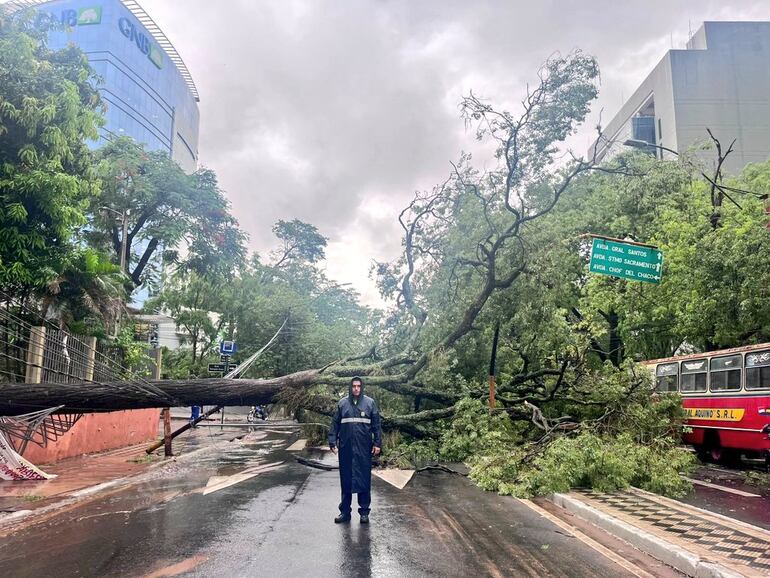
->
[[136, 1, 770, 304]]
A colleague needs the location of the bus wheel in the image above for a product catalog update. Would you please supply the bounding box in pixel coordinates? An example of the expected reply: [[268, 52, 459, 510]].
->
[[710, 447, 741, 466]]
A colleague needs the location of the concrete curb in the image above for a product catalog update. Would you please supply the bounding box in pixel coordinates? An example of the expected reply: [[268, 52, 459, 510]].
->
[[550, 493, 747, 578], [0, 437, 241, 531]]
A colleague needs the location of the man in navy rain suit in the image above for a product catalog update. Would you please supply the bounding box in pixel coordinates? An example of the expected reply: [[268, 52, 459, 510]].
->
[[329, 376, 382, 524]]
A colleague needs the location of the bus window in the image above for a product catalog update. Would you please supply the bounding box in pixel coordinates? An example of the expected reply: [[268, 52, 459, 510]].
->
[[655, 362, 679, 392], [746, 350, 770, 390], [680, 359, 707, 393], [709, 354, 742, 392]]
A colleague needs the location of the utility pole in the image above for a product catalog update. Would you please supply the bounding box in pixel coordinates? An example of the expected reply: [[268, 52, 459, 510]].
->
[[101, 206, 130, 337], [101, 206, 131, 274], [488, 320, 500, 411], [119, 209, 129, 274]]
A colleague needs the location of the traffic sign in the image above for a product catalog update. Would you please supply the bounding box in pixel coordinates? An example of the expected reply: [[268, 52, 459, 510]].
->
[[227, 364, 238, 371], [220, 354, 231, 363], [220, 340, 237, 355], [208, 363, 227, 373], [589, 237, 663, 284]]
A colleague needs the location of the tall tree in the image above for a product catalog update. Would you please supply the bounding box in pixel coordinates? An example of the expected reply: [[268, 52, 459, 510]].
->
[[89, 137, 245, 291], [147, 270, 225, 364], [0, 52, 702, 497], [40, 248, 125, 334], [0, 9, 103, 296]]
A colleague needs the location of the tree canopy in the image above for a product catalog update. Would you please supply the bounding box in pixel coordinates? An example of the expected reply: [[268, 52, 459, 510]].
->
[[89, 137, 246, 292], [4, 32, 770, 499], [0, 10, 103, 295]]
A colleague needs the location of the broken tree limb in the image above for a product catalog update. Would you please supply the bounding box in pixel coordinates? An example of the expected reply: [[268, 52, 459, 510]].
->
[[145, 405, 222, 454], [296, 457, 338, 471], [0, 368, 458, 416]]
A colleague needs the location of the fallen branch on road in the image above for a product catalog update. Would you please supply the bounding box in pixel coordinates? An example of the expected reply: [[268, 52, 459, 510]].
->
[[296, 457, 338, 471]]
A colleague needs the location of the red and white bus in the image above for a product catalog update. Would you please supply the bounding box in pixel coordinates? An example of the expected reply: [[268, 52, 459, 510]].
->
[[643, 343, 770, 466]]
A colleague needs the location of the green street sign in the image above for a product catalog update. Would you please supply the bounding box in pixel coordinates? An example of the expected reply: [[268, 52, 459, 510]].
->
[[148, 44, 164, 69], [77, 7, 102, 25], [589, 237, 663, 284]]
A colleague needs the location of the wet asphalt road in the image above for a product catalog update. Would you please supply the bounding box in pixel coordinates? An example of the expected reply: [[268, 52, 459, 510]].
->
[[682, 463, 770, 531], [0, 429, 634, 577]]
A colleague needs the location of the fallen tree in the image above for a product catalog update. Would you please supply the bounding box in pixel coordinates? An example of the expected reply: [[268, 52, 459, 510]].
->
[[1, 52, 699, 496]]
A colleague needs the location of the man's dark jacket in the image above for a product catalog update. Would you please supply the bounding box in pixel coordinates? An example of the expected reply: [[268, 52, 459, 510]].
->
[[328, 383, 382, 494]]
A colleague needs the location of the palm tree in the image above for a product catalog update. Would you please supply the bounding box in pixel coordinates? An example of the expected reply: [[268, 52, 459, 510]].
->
[[40, 249, 127, 334]]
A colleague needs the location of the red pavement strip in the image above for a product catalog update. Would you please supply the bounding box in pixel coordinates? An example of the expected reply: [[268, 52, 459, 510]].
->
[[0, 442, 153, 510], [0, 425, 250, 527]]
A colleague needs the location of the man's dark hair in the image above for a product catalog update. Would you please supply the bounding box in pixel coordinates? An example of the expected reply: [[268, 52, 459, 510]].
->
[[351, 376, 363, 385]]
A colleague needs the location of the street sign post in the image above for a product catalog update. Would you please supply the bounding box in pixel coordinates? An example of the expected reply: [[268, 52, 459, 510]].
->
[[589, 237, 663, 284], [220, 341, 237, 355]]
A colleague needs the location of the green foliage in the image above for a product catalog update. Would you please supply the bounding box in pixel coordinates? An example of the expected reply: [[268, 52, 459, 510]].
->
[[468, 431, 694, 498], [385, 437, 440, 469], [0, 11, 103, 292], [40, 248, 124, 332], [146, 270, 224, 367], [743, 471, 770, 488], [438, 398, 522, 461], [114, 325, 151, 376], [406, 359, 695, 498], [90, 138, 245, 290], [271, 219, 327, 267], [155, 221, 375, 380], [553, 152, 770, 357]]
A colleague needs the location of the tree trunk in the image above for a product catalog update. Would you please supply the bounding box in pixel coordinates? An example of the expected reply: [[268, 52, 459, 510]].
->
[[608, 311, 624, 367], [0, 373, 317, 415]]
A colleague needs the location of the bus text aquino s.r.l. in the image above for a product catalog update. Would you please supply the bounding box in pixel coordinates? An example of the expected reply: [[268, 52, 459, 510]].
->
[[643, 343, 770, 467]]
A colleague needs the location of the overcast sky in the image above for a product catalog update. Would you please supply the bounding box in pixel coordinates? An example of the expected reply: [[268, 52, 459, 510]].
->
[[137, 0, 770, 307]]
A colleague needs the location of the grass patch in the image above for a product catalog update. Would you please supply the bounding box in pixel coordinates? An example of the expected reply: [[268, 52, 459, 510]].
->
[[128, 454, 159, 464], [21, 494, 45, 502], [743, 470, 770, 488]]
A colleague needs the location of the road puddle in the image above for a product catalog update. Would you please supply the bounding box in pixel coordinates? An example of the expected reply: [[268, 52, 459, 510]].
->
[[143, 553, 209, 577]]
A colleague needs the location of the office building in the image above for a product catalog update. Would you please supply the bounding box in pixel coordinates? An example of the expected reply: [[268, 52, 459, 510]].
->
[[590, 21, 770, 174], [8, 0, 200, 172]]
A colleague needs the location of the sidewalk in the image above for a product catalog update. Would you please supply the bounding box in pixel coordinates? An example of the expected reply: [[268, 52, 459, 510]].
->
[[551, 487, 770, 578], [0, 423, 248, 519]]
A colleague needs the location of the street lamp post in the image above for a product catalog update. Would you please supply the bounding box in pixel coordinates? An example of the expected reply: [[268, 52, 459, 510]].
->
[[101, 207, 131, 274], [119, 211, 129, 274], [623, 139, 768, 208]]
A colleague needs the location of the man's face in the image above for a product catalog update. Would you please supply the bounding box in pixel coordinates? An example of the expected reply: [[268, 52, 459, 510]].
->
[[351, 382, 362, 397]]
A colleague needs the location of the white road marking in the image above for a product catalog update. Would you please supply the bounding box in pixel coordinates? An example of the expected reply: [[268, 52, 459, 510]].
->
[[683, 477, 761, 497], [372, 469, 415, 489], [286, 439, 308, 451], [518, 498, 656, 578], [202, 462, 285, 495]]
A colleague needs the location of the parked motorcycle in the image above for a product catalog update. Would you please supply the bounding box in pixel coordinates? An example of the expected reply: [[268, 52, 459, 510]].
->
[[247, 405, 268, 422]]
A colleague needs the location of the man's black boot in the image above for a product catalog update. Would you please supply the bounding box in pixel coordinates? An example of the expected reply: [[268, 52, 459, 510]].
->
[[334, 514, 351, 524], [360, 515, 369, 524]]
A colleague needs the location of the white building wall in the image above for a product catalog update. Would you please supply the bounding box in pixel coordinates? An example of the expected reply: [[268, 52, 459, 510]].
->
[[591, 21, 770, 174]]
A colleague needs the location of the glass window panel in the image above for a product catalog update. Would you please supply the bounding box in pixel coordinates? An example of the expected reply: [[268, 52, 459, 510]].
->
[[710, 355, 741, 372], [655, 362, 678, 392], [746, 350, 770, 369], [656, 375, 678, 393], [710, 369, 741, 391], [681, 359, 707, 373], [656, 363, 679, 376], [681, 372, 707, 393], [747, 366, 770, 390], [709, 354, 742, 392]]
